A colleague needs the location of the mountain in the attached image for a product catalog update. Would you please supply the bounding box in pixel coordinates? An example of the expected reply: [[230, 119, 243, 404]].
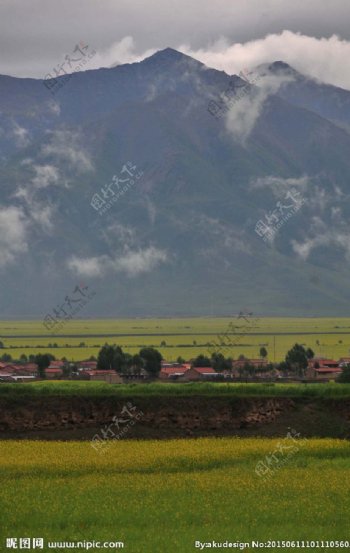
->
[[1, 47, 350, 319]]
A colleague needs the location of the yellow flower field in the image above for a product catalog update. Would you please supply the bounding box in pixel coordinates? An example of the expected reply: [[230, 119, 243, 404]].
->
[[0, 438, 349, 552]]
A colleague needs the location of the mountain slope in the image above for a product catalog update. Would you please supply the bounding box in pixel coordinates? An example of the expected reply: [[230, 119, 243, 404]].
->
[[1, 48, 350, 318]]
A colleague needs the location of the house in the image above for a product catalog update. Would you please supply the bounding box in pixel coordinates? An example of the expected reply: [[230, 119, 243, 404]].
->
[[180, 366, 218, 381], [48, 360, 66, 369], [308, 358, 339, 369], [159, 366, 188, 379], [77, 360, 98, 371], [0, 370, 15, 382], [15, 363, 38, 376], [85, 370, 123, 384], [45, 368, 63, 379], [306, 364, 342, 381], [1, 364, 18, 375], [338, 357, 350, 367], [0, 369, 36, 382], [232, 357, 269, 370]]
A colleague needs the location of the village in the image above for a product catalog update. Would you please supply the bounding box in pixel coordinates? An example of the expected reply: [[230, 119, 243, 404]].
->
[[0, 351, 349, 384]]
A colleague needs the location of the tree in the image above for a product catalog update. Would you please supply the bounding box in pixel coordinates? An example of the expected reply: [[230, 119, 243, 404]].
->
[[131, 354, 144, 375], [122, 353, 134, 374], [35, 354, 52, 379], [177, 356, 185, 364], [139, 347, 162, 377], [20, 354, 28, 363], [306, 347, 314, 359], [97, 345, 125, 373], [193, 354, 211, 367], [0, 341, 4, 349], [337, 365, 350, 383], [259, 347, 268, 359], [1, 353, 12, 362], [211, 352, 231, 372], [285, 344, 308, 376]]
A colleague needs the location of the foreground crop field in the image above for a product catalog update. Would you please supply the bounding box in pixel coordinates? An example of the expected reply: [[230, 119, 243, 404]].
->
[[1, 317, 350, 362], [0, 438, 349, 552]]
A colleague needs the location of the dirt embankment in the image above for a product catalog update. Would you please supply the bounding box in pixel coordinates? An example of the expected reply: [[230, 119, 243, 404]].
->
[[1, 396, 349, 440]]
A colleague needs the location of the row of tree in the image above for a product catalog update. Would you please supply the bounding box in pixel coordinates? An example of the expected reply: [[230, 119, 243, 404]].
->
[[6, 341, 350, 382], [97, 345, 162, 376], [95, 343, 315, 378]]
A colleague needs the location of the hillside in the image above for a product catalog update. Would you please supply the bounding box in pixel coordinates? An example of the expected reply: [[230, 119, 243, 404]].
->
[[1, 48, 350, 317]]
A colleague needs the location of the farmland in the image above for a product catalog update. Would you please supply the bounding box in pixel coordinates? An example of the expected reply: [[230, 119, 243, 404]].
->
[[0, 438, 349, 552], [1, 317, 350, 362], [2, 380, 350, 399]]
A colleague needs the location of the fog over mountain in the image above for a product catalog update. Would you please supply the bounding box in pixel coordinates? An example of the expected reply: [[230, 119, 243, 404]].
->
[[1, 48, 350, 318]]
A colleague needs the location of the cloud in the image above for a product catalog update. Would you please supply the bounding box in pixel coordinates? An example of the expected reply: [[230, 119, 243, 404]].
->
[[195, 214, 249, 255], [114, 247, 167, 275], [13, 162, 60, 231], [0, 206, 28, 267], [92, 36, 155, 70], [67, 256, 103, 278], [224, 72, 294, 142], [31, 164, 60, 189], [47, 100, 61, 116], [251, 175, 310, 203], [12, 122, 30, 148], [181, 31, 350, 90], [291, 216, 350, 260], [30, 203, 54, 231], [41, 130, 94, 173], [252, 175, 310, 192], [291, 230, 350, 260], [67, 247, 168, 278]]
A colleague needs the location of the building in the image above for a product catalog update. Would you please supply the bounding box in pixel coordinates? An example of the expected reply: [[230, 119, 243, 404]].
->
[[180, 366, 218, 381], [232, 358, 269, 370], [159, 366, 188, 379], [306, 367, 342, 381], [85, 370, 123, 384], [76, 360, 98, 371], [308, 358, 339, 369], [45, 368, 63, 379], [48, 360, 66, 369]]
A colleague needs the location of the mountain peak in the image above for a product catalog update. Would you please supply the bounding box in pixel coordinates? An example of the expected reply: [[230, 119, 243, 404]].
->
[[269, 61, 292, 71], [143, 47, 203, 67]]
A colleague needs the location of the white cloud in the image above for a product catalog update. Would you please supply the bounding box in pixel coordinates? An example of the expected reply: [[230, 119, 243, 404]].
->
[[181, 31, 350, 90], [29, 203, 54, 231], [47, 100, 61, 116], [224, 72, 294, 142], [41, 130, 93, 173], [91, 36, 156, 70], [291, 215, 350, 261], [67, 255, 103, 277], [114, 247, 167, 276], [12, 122, 30, 148], [31, 164, 59, 189], [252, 175, 310, 191], [67, 246, 168, 278], [0, 206, 28, 266]]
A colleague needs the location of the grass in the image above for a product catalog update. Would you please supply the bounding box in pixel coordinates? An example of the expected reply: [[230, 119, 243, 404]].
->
[[1, 380, 350, 399], [1, 317, 350, 361], [0, 438, 349, 552]]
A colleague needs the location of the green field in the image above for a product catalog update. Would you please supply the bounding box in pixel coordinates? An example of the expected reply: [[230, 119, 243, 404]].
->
[[1, 317, 350, 362], [2, 380, 350, 399], [0, 438, 349, 552]]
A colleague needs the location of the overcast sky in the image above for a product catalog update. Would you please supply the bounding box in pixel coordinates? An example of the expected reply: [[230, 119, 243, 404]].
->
[[2, 0, 350, 88]]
